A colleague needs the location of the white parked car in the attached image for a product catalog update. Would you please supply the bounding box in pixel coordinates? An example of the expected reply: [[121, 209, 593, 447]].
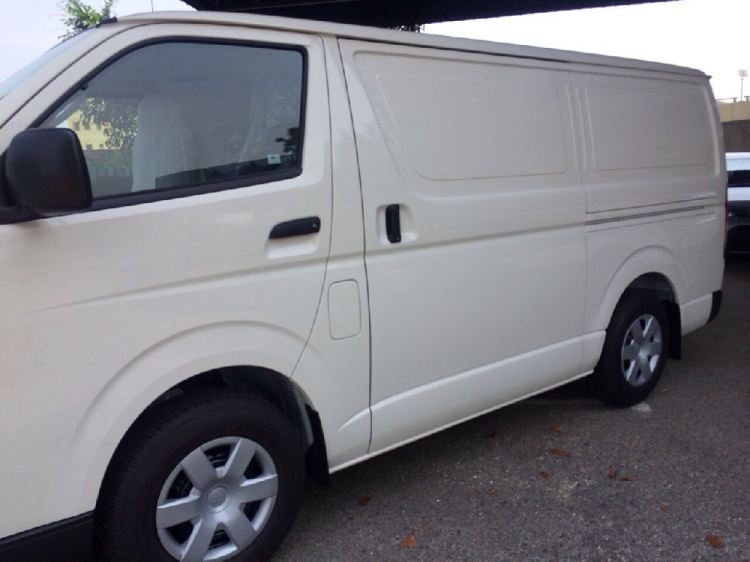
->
[[0, 11, 725, 562], [726, 152, 750, 253]]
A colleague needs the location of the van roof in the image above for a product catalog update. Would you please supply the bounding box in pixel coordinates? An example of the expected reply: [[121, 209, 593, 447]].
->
[[119, 11, 706, 78]]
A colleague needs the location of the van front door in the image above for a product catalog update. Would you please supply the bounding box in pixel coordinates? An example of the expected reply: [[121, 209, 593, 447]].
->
[[0, 26, 335, 536], [340, 40, 587, 453]]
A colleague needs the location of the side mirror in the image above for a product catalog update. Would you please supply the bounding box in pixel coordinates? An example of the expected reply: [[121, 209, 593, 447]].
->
[[5, 128, 92, 217]]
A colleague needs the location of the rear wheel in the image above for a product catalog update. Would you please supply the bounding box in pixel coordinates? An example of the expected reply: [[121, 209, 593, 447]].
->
[[96, 391, 305, 562], [594, 291, 669, 407]]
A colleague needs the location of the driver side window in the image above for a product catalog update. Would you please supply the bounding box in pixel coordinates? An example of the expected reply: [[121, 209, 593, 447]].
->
[[40, 41, 305, 201]]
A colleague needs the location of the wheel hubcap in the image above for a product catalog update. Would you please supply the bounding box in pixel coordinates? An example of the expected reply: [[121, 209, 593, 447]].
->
[[621, 313, 662, 387], [156, 436, 278, 561], [205, 486, 230, 512]]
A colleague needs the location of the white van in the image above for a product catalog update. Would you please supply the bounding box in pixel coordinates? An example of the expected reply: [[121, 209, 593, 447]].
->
[[0, 12, 725, 561]]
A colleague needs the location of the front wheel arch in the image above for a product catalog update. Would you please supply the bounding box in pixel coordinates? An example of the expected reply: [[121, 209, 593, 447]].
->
[[94, 367, 329, 531], [94, 390, 306, 561]]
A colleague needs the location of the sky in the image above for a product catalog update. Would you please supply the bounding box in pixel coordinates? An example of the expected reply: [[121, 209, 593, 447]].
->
[[1, 0, 748, 100], [0, 0, 190, 82], [426, 0, 750, 101]]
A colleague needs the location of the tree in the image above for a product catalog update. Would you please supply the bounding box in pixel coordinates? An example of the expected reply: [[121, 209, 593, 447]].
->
[[58, 1, 133, 166], [60, 0, 116, 39]]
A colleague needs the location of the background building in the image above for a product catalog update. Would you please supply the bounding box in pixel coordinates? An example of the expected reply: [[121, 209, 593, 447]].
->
[[717, 99, 750, 152]]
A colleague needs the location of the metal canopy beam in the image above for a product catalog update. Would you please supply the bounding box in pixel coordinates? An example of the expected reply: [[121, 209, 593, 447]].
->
[[182, 0, 673, 27]]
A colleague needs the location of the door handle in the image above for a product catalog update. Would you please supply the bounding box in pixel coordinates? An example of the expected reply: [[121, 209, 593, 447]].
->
[[269, 216, 321, 239], [385, 204, 401, 244]]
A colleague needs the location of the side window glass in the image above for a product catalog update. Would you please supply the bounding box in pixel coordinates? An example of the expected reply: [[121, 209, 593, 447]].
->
[[40, 42, 304, 199]]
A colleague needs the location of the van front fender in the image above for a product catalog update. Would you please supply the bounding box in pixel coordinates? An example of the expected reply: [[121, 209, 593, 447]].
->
[[65, 321, 306, 514]]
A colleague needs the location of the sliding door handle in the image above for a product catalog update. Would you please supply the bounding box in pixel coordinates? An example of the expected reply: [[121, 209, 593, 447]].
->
[[385, 204, 401, 244], [269, 216, 321, 239]]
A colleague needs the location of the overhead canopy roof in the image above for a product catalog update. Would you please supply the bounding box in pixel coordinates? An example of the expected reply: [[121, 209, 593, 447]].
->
[[181, 0, 673, 27]]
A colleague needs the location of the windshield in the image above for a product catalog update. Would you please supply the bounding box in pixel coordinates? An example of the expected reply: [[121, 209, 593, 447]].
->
[[0, 31, 90, 101]]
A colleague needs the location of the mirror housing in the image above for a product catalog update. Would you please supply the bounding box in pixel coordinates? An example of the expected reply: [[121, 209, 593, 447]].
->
[[5, 128, 92, 217]]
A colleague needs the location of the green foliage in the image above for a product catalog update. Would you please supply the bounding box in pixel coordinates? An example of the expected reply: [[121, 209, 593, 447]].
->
[[275, 127, 300, 160], [60, 0, 116, 39], [59, 1, 133, 165], [80, 96, 137, 156]]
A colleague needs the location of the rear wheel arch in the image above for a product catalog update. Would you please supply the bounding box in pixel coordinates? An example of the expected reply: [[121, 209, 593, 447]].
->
[[592, 247, 685, 360], [625, 273, 682, 358], [594, 290, 670, 407], [616, 273, 681, 360]]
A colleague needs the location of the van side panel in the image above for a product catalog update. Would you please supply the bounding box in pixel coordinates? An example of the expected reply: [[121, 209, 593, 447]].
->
[[340, 40, 588, 454], [573, 68, 724, 350], [575, 69, 720, 212]]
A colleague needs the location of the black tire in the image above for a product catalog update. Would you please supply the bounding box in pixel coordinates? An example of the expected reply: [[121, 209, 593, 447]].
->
[[593, 291, 669, 407], [96, 390, 305, 562]]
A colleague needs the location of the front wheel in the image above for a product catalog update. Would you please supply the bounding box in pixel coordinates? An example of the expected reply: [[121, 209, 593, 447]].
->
[[593, 291, 669, 407], [96, 391, 305, 562]]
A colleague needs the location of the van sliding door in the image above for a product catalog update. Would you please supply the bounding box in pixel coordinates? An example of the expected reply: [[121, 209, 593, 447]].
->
[[339, 39, 587, 453]]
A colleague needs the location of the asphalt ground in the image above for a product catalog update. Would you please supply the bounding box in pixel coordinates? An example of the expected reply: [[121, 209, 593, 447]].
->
[[274, 257, 750, 561]]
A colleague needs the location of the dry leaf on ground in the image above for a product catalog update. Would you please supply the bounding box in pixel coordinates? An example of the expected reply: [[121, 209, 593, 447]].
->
[[607, 467, 618, 479], [618, 474, 637, 481], [537, 469, 550, 479], [487, 485, 497, 495], [658, 503, 669, 512], [705, 533, 724, 548], [399, 533, 417, 549], [549, 448, 571, 457], [550, 424, 562, 433], [358, 496, 371, 507]]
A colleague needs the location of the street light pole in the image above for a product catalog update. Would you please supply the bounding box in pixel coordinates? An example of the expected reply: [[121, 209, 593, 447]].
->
[[739, 69, 748, 101]]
